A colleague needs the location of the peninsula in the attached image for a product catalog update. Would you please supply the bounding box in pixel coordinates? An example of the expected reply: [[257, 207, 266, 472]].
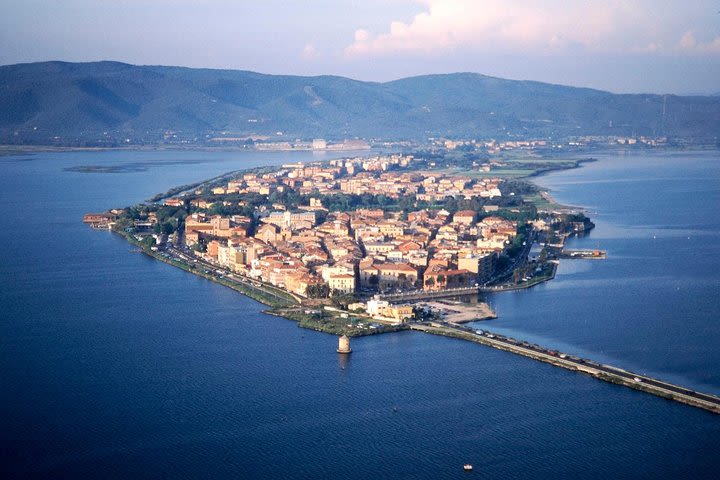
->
[[85, 150, 720, 415], [86, 151, 592, 333]]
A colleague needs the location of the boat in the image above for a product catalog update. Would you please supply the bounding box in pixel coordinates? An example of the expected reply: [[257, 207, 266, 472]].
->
[[463, 464, 473, 471]]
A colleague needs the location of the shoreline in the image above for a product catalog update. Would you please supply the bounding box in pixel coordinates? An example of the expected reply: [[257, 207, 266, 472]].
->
[[118, 231, 414, 337], [0, 144, 387, 159], [4, 142, 719, 156], [95, 149, 720, 416], [101, 150, 591, 337]]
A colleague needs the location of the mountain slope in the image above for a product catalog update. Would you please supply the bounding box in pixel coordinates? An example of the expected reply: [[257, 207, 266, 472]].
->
[[1, 61, 718, 145]]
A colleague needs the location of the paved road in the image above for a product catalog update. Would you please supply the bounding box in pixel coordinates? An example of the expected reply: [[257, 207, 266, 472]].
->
[[412, 322, 720, 413], [160, 244, 299, 304]]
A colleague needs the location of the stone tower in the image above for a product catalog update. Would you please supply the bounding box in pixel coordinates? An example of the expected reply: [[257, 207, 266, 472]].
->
[[337, 334, 352, 354]]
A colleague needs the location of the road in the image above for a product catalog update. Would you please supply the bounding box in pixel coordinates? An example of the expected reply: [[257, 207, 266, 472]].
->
[[411, 322, 720, 414], [486, 229, 536, 285], [159, 243, 300, 304]]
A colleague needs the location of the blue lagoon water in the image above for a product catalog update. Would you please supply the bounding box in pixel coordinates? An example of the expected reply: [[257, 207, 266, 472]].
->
[[482, 150, 720, 395], [1, 149, 719, 479]]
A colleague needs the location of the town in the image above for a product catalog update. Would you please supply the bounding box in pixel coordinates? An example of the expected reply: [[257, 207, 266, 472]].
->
[[82, 153, 720, 416], [86, 153, 593, 328]]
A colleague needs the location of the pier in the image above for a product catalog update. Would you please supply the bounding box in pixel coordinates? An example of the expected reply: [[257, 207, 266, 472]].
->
[[410, 323, 720, 415], [558, 249, 607, 259]]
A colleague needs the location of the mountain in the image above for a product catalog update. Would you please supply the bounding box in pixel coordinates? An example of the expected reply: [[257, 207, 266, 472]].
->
[[1, 61, 719, 145]]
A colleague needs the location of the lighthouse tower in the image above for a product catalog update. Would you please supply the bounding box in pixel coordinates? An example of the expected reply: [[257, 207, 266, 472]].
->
[[337, 335, 352, 354]]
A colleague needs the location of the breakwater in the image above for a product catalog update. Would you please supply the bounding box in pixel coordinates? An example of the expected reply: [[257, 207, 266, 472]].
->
[[410, 323, 720, 415]]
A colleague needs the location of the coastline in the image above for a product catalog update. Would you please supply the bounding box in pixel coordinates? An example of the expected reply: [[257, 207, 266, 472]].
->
[[101, 151, 592, 336], [90, 148, 720, 417], [0, 143, 381, 157], [117, 230, 411, 337]]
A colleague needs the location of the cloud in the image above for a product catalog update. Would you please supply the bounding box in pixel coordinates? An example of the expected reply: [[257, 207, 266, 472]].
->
[[300, 43, 320, 60], [677, 30, 720, 54], [343, 0, 720, 57]]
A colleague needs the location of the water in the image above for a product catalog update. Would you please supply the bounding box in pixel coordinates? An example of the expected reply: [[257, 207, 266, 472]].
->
[[1, 149, 719, 479], [481, 150, 720, 395]]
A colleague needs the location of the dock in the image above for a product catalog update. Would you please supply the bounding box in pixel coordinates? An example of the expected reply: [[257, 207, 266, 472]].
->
[[558, 249, 607, 259], [410, 323, 720, 415]]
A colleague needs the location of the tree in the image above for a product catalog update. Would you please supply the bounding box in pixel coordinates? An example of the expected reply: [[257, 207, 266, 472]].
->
[[161, 222, 175, 235], [425, 277, 435, 287], [496, 254, 510, 271], [331, 293, 356, 309], [307, 284, 330, 299], [140, 236, 156, 250]]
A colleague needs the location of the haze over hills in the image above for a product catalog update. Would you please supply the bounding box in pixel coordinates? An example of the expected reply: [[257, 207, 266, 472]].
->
[[1, 61, 719, 146]]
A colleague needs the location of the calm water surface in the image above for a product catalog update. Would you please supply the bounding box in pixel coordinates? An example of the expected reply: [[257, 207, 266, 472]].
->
[[1, 149, 718, 479], [481, 150, 720, 394]]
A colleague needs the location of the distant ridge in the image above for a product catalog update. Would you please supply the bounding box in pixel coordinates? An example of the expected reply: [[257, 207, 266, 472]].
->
[[1, 61, 719, 145]]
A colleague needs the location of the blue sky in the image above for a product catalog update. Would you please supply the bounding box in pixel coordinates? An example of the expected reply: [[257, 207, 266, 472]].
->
[[1, 0, 719, 94]]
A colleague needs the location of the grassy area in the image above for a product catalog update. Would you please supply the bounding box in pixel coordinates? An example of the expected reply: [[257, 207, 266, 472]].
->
[[521, 193, 565, 211], [274, 308, 409, 337], [433, 156, 586, 180], [504, 158, 578, 164]]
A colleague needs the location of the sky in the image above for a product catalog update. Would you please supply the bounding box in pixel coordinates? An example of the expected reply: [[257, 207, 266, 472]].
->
[[1, 0, 719, 94]]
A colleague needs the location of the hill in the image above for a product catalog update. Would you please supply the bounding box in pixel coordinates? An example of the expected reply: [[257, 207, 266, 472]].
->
[[1, 61, 719, 145]]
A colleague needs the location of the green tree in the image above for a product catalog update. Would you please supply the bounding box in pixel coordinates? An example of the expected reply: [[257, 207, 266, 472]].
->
[[161, 222, 175, 235], [331, 293, 356, 309], [307, 284, 330, 299], [140, 236, 156, 250]]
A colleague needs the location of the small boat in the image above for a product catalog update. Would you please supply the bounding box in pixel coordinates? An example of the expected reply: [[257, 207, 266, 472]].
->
[[463, 464, 473, 471]]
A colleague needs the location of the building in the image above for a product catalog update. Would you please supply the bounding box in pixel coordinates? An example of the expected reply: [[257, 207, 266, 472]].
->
[[423, 268, 475, 291], [376, 263, 418, 290], [457, 252, 496, 283], [217, 244, 246, 271], [256, 224, 279, 244], [366, 300, 414, 322], [285, 272, 325, 297], [328, 274, 356, 294], [163, 198, 184, 207], [453, 210, 476, 225], [262, 210, 317, 230], [363, 241, 396, 255], [312, 138, 327, 150]]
